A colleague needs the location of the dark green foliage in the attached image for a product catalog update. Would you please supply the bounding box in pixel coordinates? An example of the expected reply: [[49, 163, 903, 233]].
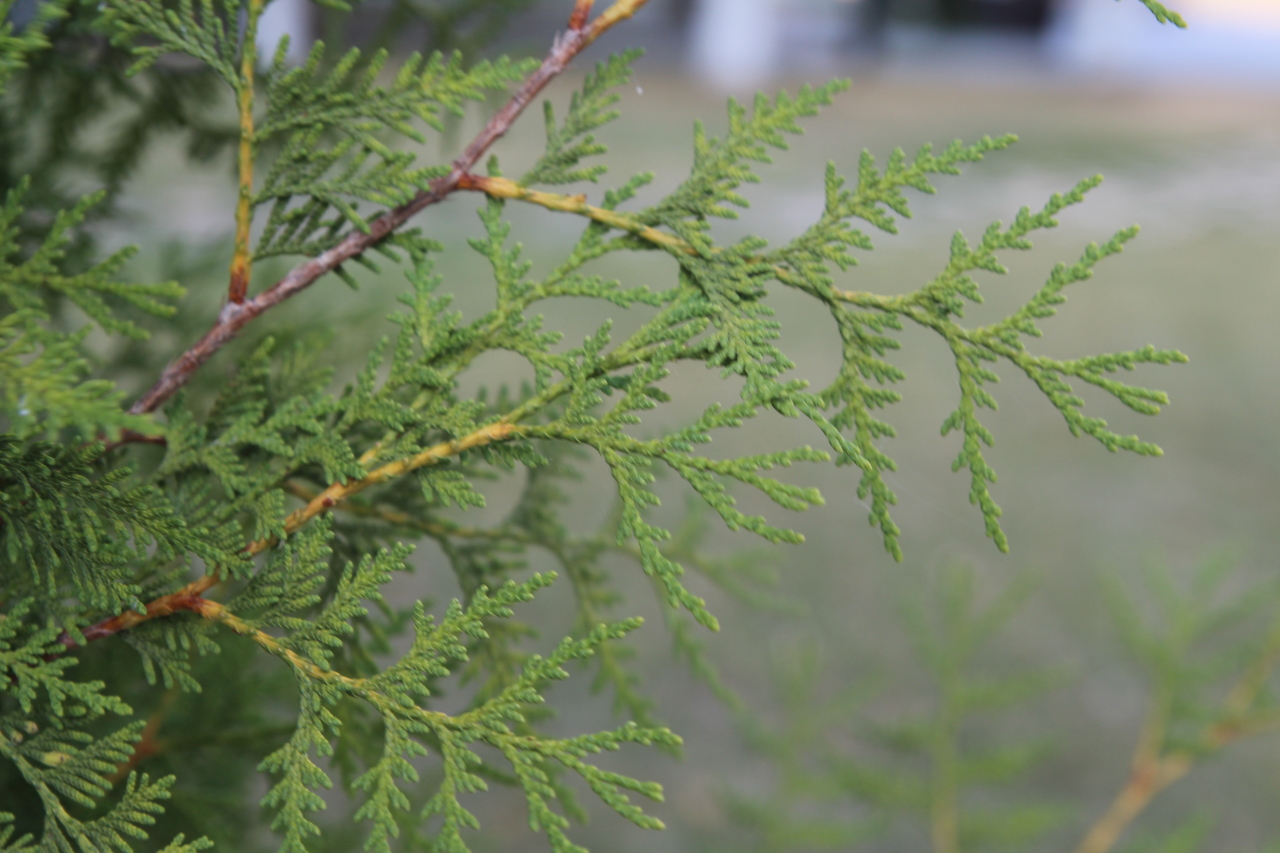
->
[[0, 438, 238, 622], [0, 183, 184, 440], [0, 604, 186, 851], [0, 0, 1204, 851], [1, 0, 235, 274]]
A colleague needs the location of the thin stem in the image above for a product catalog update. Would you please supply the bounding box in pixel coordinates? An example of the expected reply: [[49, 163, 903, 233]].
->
[[569, 0, 594, 31], [201, 598, 461, 731], [457, 173, 897, 306], [248, 420, 521, 556], [283, 479, 510, 541], [228, 0, 264, 304], [57, 417, 522, 651], [127, 0, 652, 419], [459, 173, 691, 253], [930, 674, 962, 853], [59, 573, 221, 650], [1071, 754, 1190, 853], [108, 689, 178, 784], [1072, 624, 1280, 853]]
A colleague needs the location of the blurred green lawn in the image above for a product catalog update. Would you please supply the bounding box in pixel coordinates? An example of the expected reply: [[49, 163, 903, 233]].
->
[[119, 63, 1280, 852]]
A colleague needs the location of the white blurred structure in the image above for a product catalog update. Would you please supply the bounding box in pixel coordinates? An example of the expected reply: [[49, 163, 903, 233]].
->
[[689, 0, 784, 90], [246, 0, 1280, 89], [257, 0, 313, 65]]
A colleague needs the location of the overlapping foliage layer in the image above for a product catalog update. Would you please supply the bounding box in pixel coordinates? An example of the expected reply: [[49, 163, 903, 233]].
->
[[0, 0, 1186, 851]]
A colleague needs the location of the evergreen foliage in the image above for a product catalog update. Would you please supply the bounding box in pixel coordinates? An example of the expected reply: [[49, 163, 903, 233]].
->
[[716, 554, 1280, 853], [0, 0, 1245, 851]]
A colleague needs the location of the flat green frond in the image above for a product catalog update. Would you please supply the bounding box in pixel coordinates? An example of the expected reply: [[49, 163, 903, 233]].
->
[[238, 561, 673, 853], [528, 386, 828, 628], [418, 51, 538, 122], [255, 46, 529, 258], [0, 438, 239, 622], [0, 183, 182, 439], [647, 81, 852, 225], [158, 337, 386, 506], [156, 835, 215, 853], [0, 599, 131, 717], [522, 50, 643, 187], [833, 179, 1189, 551], [0, 0, 70, 88], [753, 136, 1015, 556], [259, 690, 337, 853], [123, 618, 222, 691], [101, 0, 240, 83], [1, 707, 180, 853]]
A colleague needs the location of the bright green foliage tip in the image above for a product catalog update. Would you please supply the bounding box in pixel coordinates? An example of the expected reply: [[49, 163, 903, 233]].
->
[[1137, 0, 1189, 27]]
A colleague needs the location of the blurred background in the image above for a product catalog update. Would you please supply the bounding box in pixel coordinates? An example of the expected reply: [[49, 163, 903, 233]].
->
[[41, 0, 1280, 850]]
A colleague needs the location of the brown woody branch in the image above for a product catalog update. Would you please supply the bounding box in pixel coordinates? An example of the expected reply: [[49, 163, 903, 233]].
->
[[59, 574, 221, 650], [59, 418, 521, 651], [1071, 617, 1280, 853], [127, 0, 650, 419]]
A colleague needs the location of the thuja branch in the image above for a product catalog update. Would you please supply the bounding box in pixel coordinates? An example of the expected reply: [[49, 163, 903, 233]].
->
[[73, 318, 671, 650], [1072, 618, 1280, 853], [258, 420, 522, 553], [61, 420, 523, 651], [456, 173, 911, 307], [127, 0, 651, 419]]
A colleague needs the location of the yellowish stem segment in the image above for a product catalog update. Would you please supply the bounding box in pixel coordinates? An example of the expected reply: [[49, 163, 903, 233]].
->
[[589, 0, 649, 41], [246, 420, 521, 557], [201, 598, 456, 727], [459, 174, 690, 253], [1073, 617, 1280, 853], [229, 0, 264, 304], [458, 174, 899, 310]]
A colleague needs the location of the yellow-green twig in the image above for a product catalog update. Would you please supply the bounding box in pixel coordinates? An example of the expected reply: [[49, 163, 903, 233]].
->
[[247, 420, 521, 557], [1073, 622, 1280, 853], [457, 173, 897, 310], [229, 0, 264, 304]]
